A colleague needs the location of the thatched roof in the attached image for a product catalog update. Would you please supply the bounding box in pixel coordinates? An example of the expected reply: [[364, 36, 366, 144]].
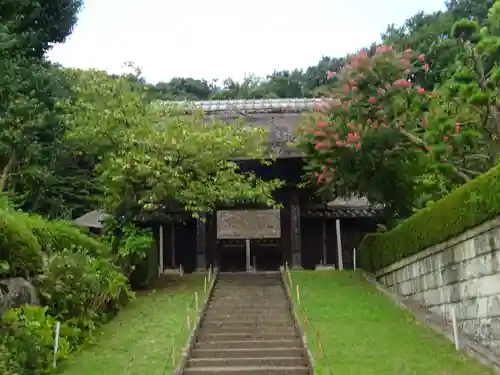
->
[[73, 210, 110, 229], [158, 98, 324, 158]]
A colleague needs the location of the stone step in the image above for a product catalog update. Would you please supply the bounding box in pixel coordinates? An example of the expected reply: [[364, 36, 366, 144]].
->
[[209, 301, 287, 306], [196, 333, 299, 341], [206, 307, 290, 313], [187, 357, 307, 368], [202, 320, 293, 329], [208, 303, 289, 309], [212, 293, 286, 302], [203, 313, 292, 321], [198, 326, 297, 334], [195, 340, 301, 350], [183, 366, 308, 375], [190, 347, 304, 359]]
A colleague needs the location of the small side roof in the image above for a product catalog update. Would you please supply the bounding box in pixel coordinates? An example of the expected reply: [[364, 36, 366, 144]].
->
[[73, 210, 110, 229]]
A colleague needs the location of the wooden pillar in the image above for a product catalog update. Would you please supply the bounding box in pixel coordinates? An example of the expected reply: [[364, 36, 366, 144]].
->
[[290, 188, 302, 268], [170, 223, 176, 268], [280, 192, 292, 266], [336, 219, 344, 270], [205, 213, 217, 269], [321, 218, 328, 264], [158, 225, 164, 276], [196, 214, 207, 270]]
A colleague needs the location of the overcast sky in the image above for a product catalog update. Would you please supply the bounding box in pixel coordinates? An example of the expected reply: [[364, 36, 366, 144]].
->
[[46, 0, 446, 84]]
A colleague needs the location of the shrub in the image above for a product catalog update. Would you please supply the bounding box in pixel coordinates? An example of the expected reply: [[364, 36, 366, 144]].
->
[[1, 305, 73, 375], [35, 248, 132, 343], [22, 214, 109, 257], [359, 164, 500, 272], [0, 209, 43, 277], [0, 340, 22, 375]]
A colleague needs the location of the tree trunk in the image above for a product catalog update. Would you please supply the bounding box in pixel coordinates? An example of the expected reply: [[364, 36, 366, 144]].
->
[[0, 154, 15, 192]]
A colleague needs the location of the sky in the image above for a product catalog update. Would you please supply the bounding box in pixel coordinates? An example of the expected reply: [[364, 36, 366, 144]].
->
[[47, 0, 446, 84]]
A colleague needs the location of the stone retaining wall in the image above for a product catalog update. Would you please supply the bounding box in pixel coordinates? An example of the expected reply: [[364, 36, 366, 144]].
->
[[375, 217, 500, 353]]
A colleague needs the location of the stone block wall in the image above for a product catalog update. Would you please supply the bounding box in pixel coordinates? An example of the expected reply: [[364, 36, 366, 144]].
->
[[375, 217, 500, 353]]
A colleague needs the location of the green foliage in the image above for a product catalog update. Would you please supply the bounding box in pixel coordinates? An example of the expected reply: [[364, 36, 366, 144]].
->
[[0, 340, 21, 375], [35, 249, 132, 335], [296, 46, 480, 216], [0, 0, 82, 58], [0, 209, 43, 278], [103, 220, 153, 278], [358, 164, 500, 271], [22, 214, 108, 257], [0, 194, 133, 372], [1, 306, 72, 374]]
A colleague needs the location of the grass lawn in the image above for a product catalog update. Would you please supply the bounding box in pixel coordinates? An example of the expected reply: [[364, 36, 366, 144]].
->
[[59, 273, 207, 375], [289, 270, 494, 375]]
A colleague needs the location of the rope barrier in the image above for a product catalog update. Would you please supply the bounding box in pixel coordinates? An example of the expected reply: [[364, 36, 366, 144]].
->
[[285, 267, 334, 375], [158, 269, 214, 375]]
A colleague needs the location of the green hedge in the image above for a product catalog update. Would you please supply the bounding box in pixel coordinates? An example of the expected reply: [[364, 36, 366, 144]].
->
[[1, 208, 110, 278], [359, 164, 500, 272], [0, 210, 42, 277], [22, 213, 108, 257]]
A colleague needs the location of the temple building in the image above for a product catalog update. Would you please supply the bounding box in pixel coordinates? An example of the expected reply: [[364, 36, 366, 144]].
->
[[153, 98, 383, 273], [75, 98, 384, 275]]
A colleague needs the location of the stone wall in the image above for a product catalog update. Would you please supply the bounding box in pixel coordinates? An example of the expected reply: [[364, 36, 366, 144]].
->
[[375, 217, 500, 353]]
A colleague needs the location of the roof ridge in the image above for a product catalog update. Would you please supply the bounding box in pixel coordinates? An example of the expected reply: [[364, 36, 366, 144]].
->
[[156, 98, 326, 113]]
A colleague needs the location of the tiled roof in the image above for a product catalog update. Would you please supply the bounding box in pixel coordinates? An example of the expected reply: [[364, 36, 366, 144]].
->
[[302, 207, 384, 219], [158, 98, 325, 114]]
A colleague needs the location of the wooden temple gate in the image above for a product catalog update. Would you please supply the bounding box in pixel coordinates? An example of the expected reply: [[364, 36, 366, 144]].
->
[[153, 187, 381, 273], [148, 99, 384, 274]]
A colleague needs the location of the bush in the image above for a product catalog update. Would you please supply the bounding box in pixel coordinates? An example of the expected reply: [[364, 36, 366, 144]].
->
[[0, 209, 43, 277], [359, 164, 500, 272], [1, 305, 73, 375], [0, 195, 133, 373], [0, 340, 22, 375], [35, 248, 132, 342], [22, 214, 109, 257]]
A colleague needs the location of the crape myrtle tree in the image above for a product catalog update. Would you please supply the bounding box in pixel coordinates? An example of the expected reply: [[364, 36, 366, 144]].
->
[[297, 45, 485, 217]]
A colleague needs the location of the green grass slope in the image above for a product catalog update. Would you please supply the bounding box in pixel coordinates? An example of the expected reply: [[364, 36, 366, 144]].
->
[[290, 270, 493, 375]]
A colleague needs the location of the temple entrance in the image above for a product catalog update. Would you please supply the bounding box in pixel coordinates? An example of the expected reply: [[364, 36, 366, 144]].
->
[[217, 239, 282, 272], [216, 209, 282, 272]]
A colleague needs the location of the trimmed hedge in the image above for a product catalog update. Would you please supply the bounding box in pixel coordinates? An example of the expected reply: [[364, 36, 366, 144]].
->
[[1, 208, 110, 278], [359, 164, 500, 272], [0, 210, 42, 277], [22, 214, 108, 257]]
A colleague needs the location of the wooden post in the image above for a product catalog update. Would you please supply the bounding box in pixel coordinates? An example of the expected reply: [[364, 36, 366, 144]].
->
[[195, 292, 199, 311], [180, 264, 184, 277], [353, 247, 357, 270], [204, 276, 207, 293], [335, 219, 344, 270], [186, 308, 191, 330], [52, 321, 61, 368], [172, 342, 176, 367], [451, 306, 460, 350], [245, 239, 251, 272], [159, 225, 164, 276], [296, 284, 301, 305], [322, 219, 327, 265], [171, 224, 176, 268]]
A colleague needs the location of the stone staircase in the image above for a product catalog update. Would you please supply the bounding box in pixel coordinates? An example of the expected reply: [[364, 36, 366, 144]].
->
[[183, 272, 311, 374]]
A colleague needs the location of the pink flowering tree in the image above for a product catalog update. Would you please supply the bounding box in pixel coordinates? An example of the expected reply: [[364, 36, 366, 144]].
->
[[297, 46, 482, 215]]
